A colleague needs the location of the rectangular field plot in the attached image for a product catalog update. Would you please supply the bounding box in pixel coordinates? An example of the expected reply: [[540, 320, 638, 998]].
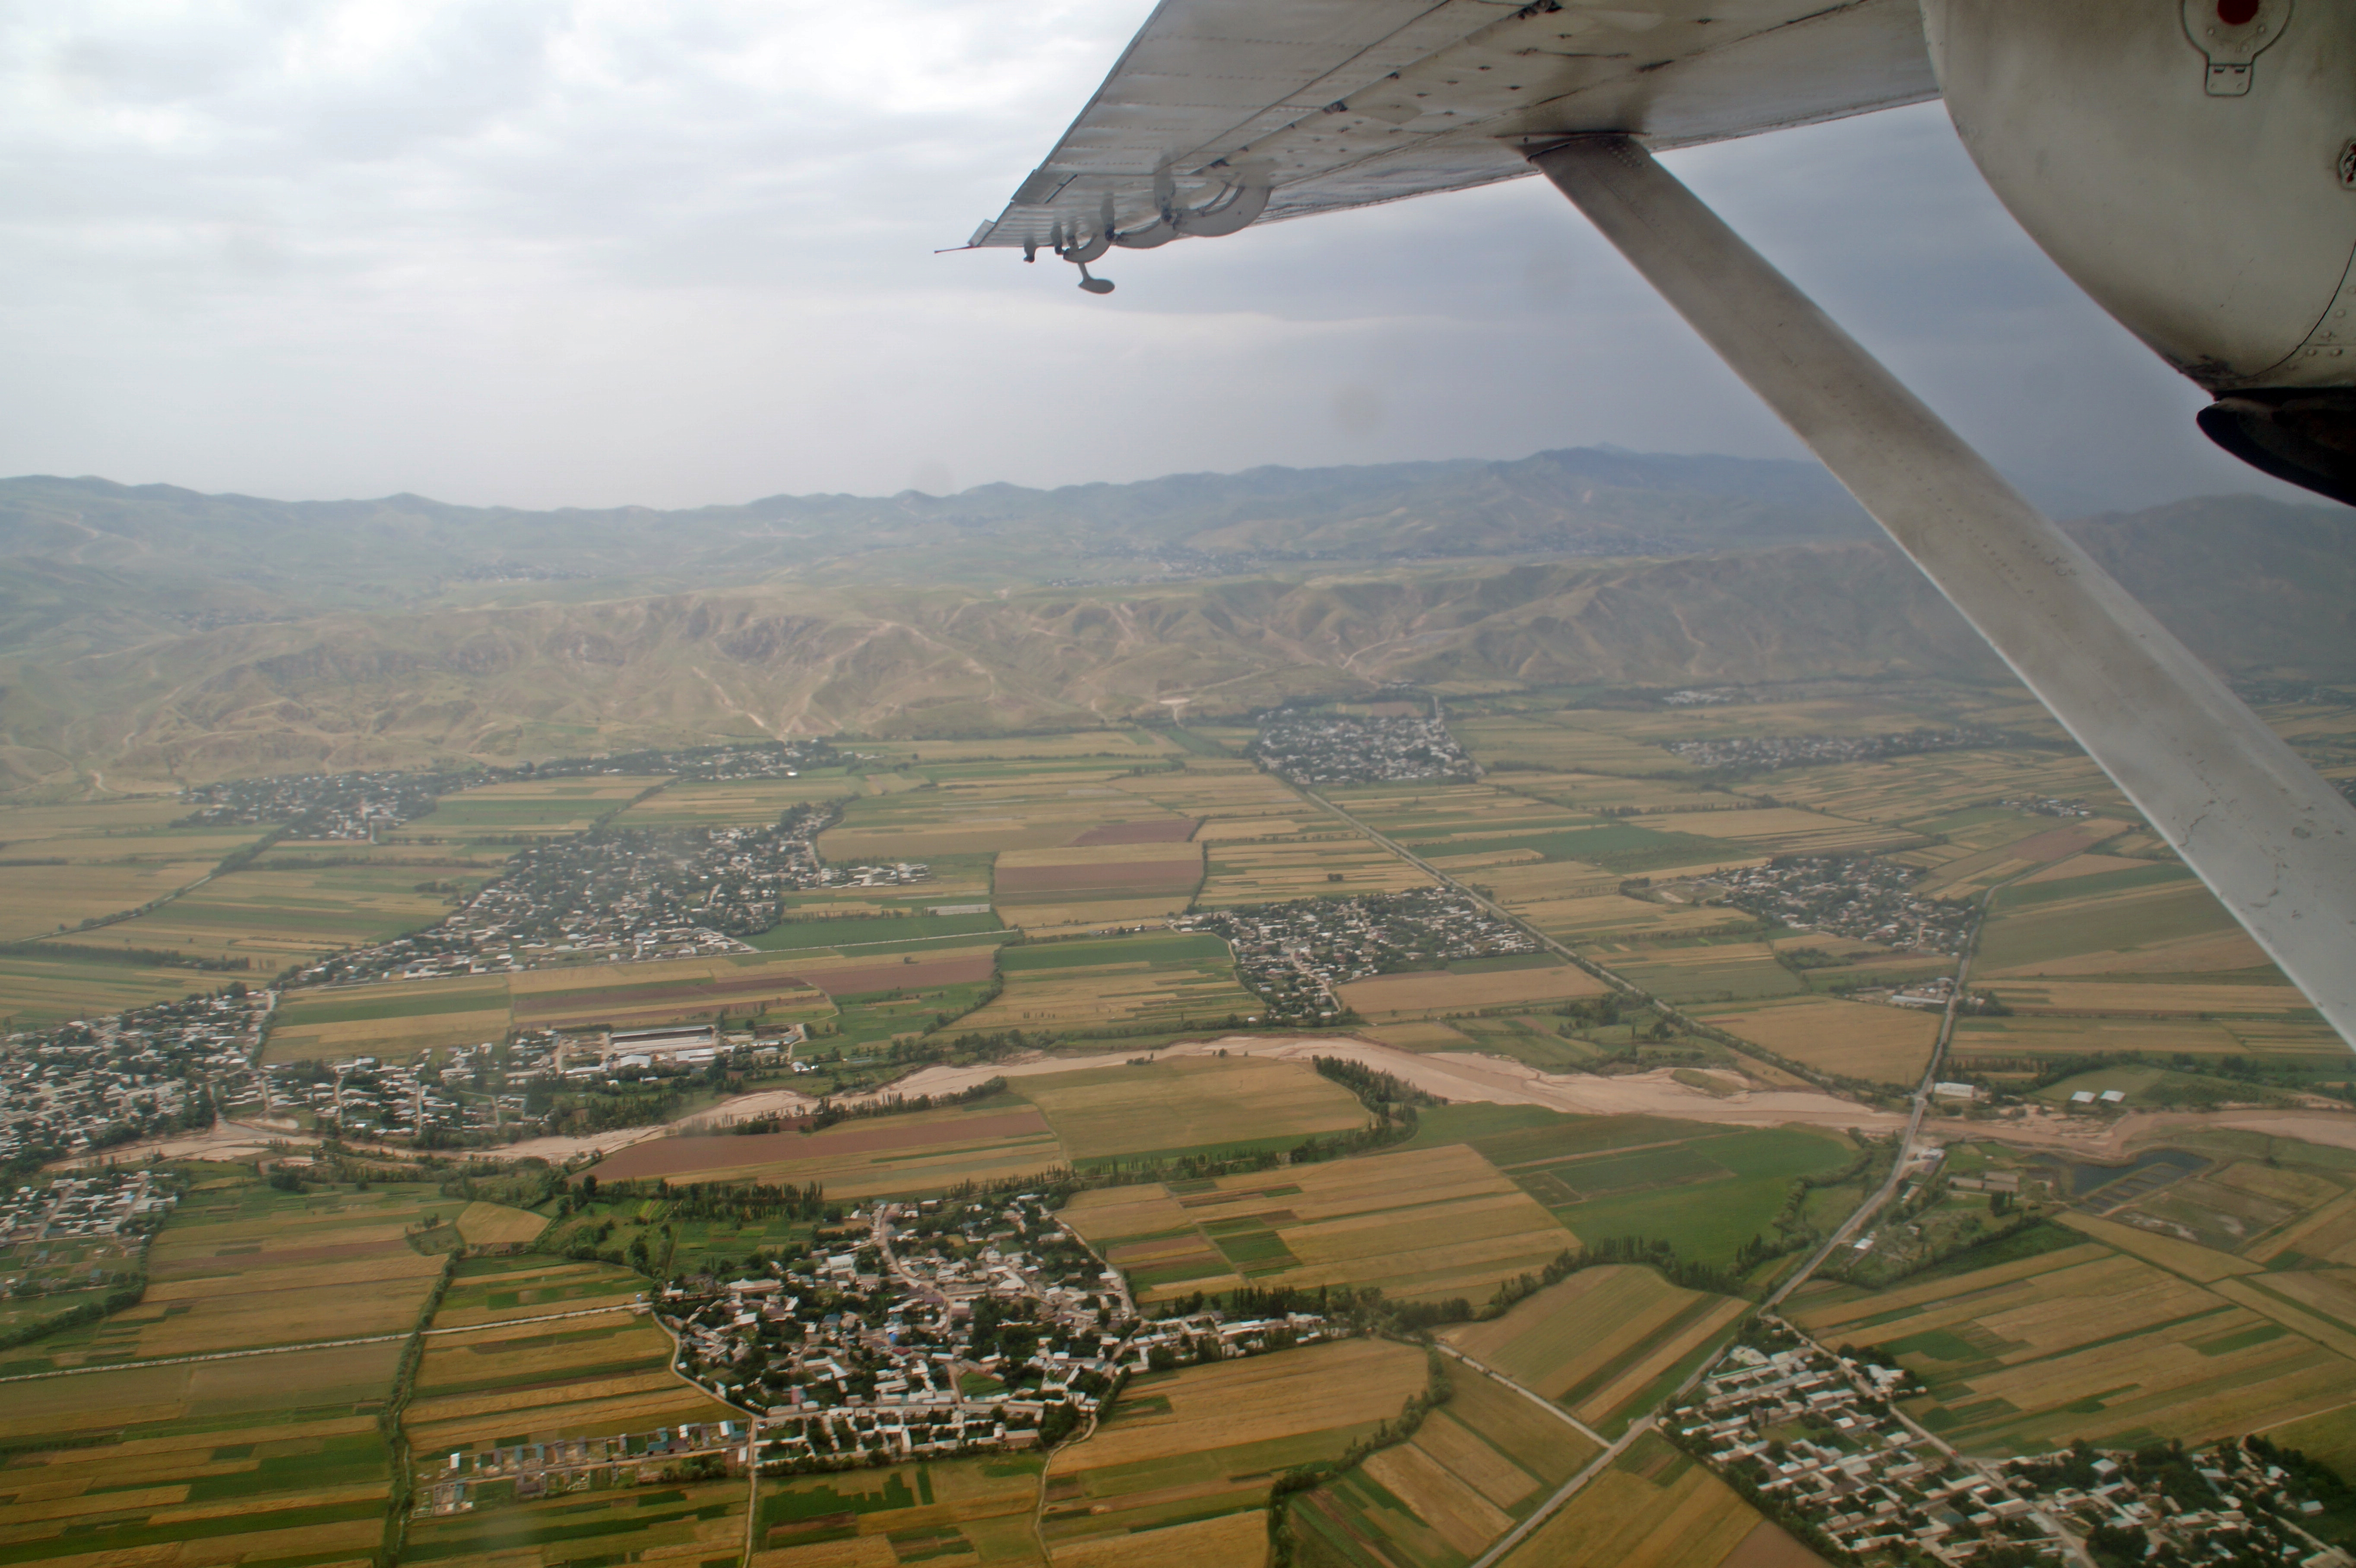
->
[[1328, 782, 1603, 854], [1944, 1013, 2277, 1068], [593, 1099, 1067, 1196], [1977, 871, 2257, 977], [1911, 818, 2135, 899], [958, 930, 1259, 1034], [0, 1344, 404, 1568], [510, 949, 847, 1029], [1019, 1054, 1365, 1163], [1108, 761, 1302, 820], [1473, 859, 1754, 945], [994, 842, 1201, 898], [818, 762, 1193, 861], [994, 841, 1202, 932], [611, 774, 864, 824], [1423, 1106, 1859, 1267], [395, 775, 667, 840], [1442, 1266, 1745, 1434], [2, 1176, 451, 1375], [1042, 1339, 1427, 1559], [1335, 962, 1609, 1020], [1983, 979, 2317, 1019], [1690, 997, 1938, 1086], [862, 730, 1185, 765], [1493, 1430, 1773, 1568], [1293, 1369, 1602, 1568], [1640, 807, 1921, 856], [1604, 942, 1806, 1005], [1788, 1238, 2356, 1454], [1447, 716, 1699, 777], [1199, 832, 1435, 904], [402, 1259, 730, 1454], [406, 1476, 747, 1568], [0, 857, 227, 942], [1751, 749, 2120, 825], [0, 951, 222, 1031], [41, 862, 458, 968], [1065, 1144, 1572, 1306], [754, 1453, 1047, 1567], [265, 973, 514, 1062], [454, 1200, 548, 1247]]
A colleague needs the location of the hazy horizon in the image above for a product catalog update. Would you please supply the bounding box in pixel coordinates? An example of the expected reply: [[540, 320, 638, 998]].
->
[[0, 3, 2315, 519]]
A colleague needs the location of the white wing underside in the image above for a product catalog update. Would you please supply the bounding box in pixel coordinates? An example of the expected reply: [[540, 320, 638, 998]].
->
[[967, 0, 1936, 250]]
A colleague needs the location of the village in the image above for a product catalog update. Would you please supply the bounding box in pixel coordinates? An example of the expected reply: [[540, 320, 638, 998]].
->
[[1247, 708, 1479, 786], [0, 1167, 176, 1307], [1677, 1326, 2354, 1565], [1713, 854, 1979, 954], [174, 768, 472, 839], [1181, 887, 1539, 1023], [171, 742, 839, 844], [261, 1021, 811, 1141], [283, 805, 933, 988], [0, 991, 267, 1170], [677, 1192, 1339, 1473], [411, 1191, 1343, 1516]]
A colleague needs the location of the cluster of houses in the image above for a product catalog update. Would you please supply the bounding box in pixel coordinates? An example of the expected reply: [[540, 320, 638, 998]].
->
[[413, 1419, 756, 1515], [1680, 1333, 2354, 1565], [287, 805, 843, 988], [1679, 1337, 2087, 1562], [174, 768, 468, 838], [1247, 710, 1477, 785], [1715, 856, 1977, 955], [1181, 887, 1537, 1022], [651, 1193, 1344, 1477], [0, 992, 266, 1167], [1997, 796, 2092, 819], [0, 1168, 175, 1303]]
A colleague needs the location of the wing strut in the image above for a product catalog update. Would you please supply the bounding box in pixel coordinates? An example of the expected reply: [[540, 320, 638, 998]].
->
[[1527, 135, 2356, 1047]]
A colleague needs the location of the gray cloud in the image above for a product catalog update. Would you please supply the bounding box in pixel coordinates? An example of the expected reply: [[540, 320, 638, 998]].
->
[[0, 2, 2301, 514]]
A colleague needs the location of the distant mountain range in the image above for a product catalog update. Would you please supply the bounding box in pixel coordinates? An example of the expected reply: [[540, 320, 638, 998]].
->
[[0, 450, 2346, 793]]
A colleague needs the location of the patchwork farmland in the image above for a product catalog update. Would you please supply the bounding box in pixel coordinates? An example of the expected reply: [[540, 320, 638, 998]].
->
[[16, 681, 2356, 1568], [1063, 1143, 1575, 1305], [1042, 1338, 1429, 1558]]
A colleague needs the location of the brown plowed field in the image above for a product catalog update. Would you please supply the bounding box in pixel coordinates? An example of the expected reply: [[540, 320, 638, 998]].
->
[[595, 1107, 1051, 1180], [1071, 818, 1200, 845], [994, 860, 1201, 895], [795, 951, 998, 996]]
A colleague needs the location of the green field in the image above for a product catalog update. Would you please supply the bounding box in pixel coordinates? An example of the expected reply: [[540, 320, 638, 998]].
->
[[746, 908, 1010, 951], [1414, 1105, 1859, 1265]]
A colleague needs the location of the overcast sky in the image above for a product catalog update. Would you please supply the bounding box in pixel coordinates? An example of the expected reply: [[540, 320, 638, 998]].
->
[[0, 0, 2299, 514]]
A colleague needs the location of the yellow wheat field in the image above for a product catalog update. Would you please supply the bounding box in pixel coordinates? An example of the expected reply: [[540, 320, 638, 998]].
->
[[1048, 1511, 1265, 1568], [453, 1201, 548, 1246], [1696, 997, 1938, 1084], [1335, 964, 1608, 1019], [1069, 1338, 1425, 1471], [1496, 1439, 1759, 1568]]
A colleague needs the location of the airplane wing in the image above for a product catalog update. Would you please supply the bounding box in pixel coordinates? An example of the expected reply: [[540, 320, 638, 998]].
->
[[966, 0, 1935, 252]]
